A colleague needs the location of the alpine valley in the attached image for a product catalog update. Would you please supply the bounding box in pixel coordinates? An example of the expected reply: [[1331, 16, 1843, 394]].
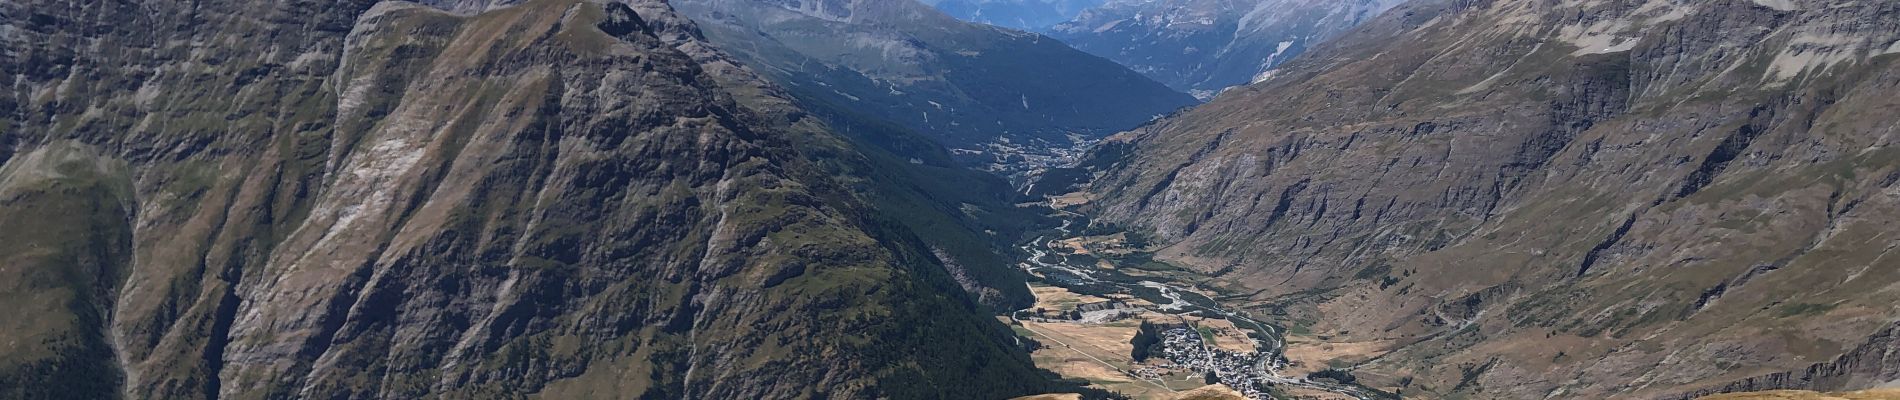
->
[[670, 0, 1198, 177], [4, 0, 1900, 400], [1070, 0, 1900, 398]]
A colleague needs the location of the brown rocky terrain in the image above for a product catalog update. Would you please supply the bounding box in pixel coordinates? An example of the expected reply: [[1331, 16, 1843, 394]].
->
[[1076, 0, 1900, 398], [0, 0, 1059, 398]]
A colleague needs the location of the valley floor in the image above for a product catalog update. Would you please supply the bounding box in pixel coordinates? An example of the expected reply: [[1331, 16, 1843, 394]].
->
[[1005, 200, 1395, 400]]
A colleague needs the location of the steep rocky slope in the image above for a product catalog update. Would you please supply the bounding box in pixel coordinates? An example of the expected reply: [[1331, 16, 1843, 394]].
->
[[630, 0, 1049, 312], [1050, 0, 1404, 98], [0, 0, 1057, 398], [669, 0, 1197, 156], [1077, 0, 1900, 398], [1671, 321, 1900, 398]]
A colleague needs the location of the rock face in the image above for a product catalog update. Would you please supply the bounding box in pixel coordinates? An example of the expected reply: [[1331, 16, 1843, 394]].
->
[[922, 0, 1109, 32], [1049, 0, 1404, 99], [0, 0, 1054, 398], [670, 0, 1198, 154], [1079, 0, 1900, 398], [1670, 321, 1900, 399]]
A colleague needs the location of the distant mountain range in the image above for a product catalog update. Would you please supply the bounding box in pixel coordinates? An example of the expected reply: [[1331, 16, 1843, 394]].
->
[[673, 0, 1197, 174], [920, 0, 1109, 32], [1048, 0, 1404, 99]]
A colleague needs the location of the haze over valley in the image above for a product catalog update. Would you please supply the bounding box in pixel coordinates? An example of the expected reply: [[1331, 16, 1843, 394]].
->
[[3, 0, 1899, 399]]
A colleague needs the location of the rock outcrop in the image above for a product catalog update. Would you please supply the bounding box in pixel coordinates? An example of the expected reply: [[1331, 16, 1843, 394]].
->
[[1668, 321, 1900, 399]]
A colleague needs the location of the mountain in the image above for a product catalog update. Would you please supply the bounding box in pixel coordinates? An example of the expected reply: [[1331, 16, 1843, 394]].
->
[[0, 0, 1062, 398], [1049, 0, 1404, 99], [669, 0, 1197, 173], [1074, 0, 1900, 398], [922, 0, 1109, 32]]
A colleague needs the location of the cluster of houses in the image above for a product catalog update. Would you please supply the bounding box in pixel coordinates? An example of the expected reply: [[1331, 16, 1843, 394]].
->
[[1129, 364, 1173, 380], [1153, 327, 1276, 399]]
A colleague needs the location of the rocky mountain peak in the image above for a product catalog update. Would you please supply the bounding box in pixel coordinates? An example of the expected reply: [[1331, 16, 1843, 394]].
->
[[410, 0, 522, 14]]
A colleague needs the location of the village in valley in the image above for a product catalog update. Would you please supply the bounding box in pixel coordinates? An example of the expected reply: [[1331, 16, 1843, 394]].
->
[[1005, 202, 1395, 400]]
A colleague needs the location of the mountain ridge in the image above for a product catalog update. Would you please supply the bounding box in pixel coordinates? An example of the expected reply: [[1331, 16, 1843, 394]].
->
[[1049, 0, 1404, 98], [1075, 0, 1900, 397], [924, 0, 1109, 32], [0, 0, 1060, 398], [671, 0, 1198, 162]]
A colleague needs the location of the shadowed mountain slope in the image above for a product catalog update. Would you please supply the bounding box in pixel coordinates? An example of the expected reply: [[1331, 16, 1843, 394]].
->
[[670, 0, 1198, 157]]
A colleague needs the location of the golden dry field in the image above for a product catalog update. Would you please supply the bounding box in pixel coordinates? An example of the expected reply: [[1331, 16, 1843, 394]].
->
[[1700, 389, 1900, 400]]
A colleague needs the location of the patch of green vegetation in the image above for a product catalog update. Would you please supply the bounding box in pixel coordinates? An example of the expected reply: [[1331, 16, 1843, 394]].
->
[[1354, 263, 1394, 280], [1109, 252, 1182, 272], [1010, 324, 1038, 339], [1309, 368, 1358, 385], [1130, 321, 1165, 362], [0, 145, 135, 400], [1287, 322, 1314, 336], [762, 78, 1057, 311]]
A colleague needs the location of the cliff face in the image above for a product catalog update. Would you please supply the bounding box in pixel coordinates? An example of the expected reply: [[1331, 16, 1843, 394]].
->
[[0, 0, 1049, 398], [1081, 0, 1900, 397], [1049, 0, 1405, 98], [1670, 321, 1900, 399]]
